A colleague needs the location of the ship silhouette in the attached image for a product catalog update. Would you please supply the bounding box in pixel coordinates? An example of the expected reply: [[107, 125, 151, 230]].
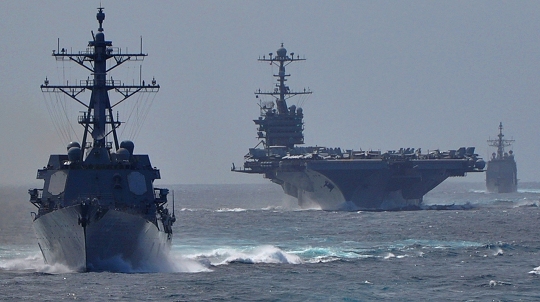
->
[[233, 45, 485, 211]]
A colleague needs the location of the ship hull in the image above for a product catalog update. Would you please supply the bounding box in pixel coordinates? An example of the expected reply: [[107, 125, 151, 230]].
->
[[33, 204, 170, 272], [485, 160, 517, 193], [270, 159, 475, 211]]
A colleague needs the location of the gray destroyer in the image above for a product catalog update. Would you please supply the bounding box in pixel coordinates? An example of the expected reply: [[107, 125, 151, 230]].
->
[[28, 8, 175, 272], [233, 45, 485, 211], [485, 123, 517, 193]]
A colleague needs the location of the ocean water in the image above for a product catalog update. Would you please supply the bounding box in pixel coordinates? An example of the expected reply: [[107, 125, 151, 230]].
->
[[2, 182, 540, 301]]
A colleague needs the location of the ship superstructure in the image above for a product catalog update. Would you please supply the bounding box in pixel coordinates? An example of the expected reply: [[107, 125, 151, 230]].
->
[[233, 45, 485, 211], [28, 8, 175, 272], [485, 122, 517, 193]]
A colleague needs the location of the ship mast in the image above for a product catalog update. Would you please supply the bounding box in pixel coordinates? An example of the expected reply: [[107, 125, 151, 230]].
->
[[487, 122, 514, 160], [254, 44, 311, 148], [41, 7, 159, 158]]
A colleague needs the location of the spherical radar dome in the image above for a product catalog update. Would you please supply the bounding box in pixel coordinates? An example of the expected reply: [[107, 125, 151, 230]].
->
[[67, 141, 81, 151], [120, 140, 134, 155], [67, 147, 82, 162], [116, 148, 130, 161], [276, 46, 287, 57]]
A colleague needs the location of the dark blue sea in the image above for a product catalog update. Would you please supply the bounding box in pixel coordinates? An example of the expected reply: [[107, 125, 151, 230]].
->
[[2, 182, 540, 301]]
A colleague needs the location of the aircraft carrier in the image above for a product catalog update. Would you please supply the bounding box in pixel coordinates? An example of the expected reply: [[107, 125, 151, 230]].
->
[[485, 123, 517, 193], [28, 8, 175, 272], [233, 45, 485, 211]]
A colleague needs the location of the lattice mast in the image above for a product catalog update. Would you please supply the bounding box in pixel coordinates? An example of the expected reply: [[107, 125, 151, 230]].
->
[[41, 7, 159, 158]]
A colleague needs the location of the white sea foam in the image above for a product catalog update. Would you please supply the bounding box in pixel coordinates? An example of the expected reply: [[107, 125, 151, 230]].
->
[[183, 245, 302, 266], [0, 253, 73, 274], [261, 205, 285, 211], [290, 246, 373, 263], [513, 199, 540, 208], [383, 253, 396, 259], [215, 208, 247, 212], [166, 252, 212, 273], [125, 253, 210, 273], [518, 188, 540, 194], [492, 247, 504, 256], [0, 250, 209, 274], [91, 252, 213, 273], [528, 266, 540, 275]]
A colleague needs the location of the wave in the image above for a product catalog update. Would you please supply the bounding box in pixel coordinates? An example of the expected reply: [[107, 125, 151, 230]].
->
[[512, 199, 540, 208], [0, 238, 496, 273], [289, 246, 374, 263], [179, 245, 302, 266], [180, 206, 292, 213], [422, 198, 540, 210], [518, 188, 540, 194], [215, 208, 248, 212], [184, 239, 487, 265], [468, 189, 487, 194], [290, 239, 486, 263], [529, 266, 540, 275]]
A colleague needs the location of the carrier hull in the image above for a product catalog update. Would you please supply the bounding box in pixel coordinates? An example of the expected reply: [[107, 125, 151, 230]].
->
[[266, 158, 478, 211], [33, 204, 170, 272]]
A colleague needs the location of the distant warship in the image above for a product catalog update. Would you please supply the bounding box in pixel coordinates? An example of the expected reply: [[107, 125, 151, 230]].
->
[[28, 8, 175, 272], [485, 123, 517, 193], [233, 45, 485, 211]]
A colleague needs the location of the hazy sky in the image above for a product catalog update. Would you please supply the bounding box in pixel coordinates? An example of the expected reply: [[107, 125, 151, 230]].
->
[[1, 1, 539, 186]]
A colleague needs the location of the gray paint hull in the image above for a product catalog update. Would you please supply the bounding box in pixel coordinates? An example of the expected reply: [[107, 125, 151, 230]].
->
[[33, 204, 170, 272], [486, 160, 518, 193], [274, 159, 473, 211]]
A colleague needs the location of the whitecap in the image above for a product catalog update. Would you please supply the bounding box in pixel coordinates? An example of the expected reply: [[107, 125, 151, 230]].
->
[[290, 246, 372, 263], [184, 245, 302, 266], [528, 266, 540, 275], [215, 208, 247, 212], [513, 200, 540, 208], [384, 253, 396, 259]]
